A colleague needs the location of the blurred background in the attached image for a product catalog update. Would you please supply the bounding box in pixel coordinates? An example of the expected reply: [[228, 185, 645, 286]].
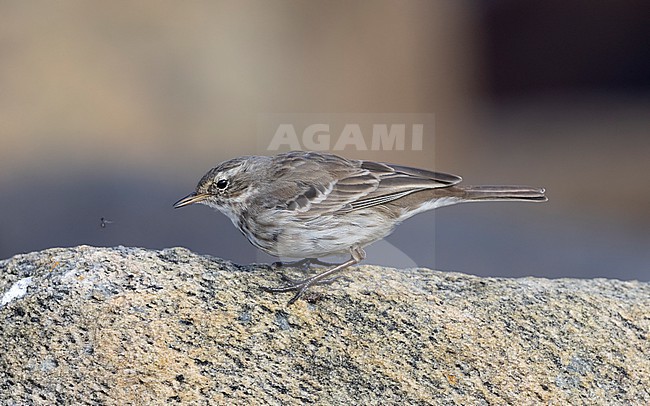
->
[[1, 1, 648, 280]]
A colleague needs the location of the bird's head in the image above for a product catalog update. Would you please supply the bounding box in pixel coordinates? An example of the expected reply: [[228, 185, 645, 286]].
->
[[173, 156, 260, 211]]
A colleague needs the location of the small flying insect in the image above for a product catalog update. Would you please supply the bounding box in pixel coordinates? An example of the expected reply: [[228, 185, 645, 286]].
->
[[100, 217, 114, 229]]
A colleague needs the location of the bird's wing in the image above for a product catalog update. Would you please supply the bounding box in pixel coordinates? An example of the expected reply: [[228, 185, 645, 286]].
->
[[347, 161, 462, 211], [262, 151, 380, 217], [261, 151, 462, 217]]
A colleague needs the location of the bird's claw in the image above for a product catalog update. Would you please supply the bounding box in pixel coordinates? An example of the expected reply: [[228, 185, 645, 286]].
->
[[271, 258, 338, 271], [261, 275, 344, 305]]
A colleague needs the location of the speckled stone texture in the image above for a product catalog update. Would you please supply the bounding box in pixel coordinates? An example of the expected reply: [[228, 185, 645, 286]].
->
[[0, 246, 648, 405]]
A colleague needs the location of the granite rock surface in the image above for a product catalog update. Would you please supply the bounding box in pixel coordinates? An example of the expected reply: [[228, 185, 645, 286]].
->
[[1, 246, 648, 405]]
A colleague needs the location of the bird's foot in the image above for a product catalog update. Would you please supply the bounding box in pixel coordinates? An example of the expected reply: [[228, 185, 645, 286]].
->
[[271, 258, 338, 270], [263, 252, 362, 305], [261, 274, 344, 305]]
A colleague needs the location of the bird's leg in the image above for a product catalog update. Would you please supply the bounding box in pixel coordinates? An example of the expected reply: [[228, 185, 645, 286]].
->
[[262, 247, 366, 305], [280, 273, 344, 286], [263, 259, 358, 304], [304, 258, 339, 267], [271, 257, 338, 270], [273, 258, 344, 285]]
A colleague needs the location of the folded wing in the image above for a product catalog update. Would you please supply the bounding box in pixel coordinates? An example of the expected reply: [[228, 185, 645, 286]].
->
[[266, 151, 462, 217]]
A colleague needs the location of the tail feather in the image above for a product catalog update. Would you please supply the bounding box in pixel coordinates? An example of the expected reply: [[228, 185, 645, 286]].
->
[[459, 185, 547, 202]]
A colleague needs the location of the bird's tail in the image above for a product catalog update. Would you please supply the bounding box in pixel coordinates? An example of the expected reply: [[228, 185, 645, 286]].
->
[[459, 185, 547, 202]]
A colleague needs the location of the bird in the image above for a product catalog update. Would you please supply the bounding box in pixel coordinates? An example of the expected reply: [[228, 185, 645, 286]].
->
[[174, 150, 546, 304]]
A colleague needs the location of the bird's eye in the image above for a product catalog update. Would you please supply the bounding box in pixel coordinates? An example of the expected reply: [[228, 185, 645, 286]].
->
[[216, 179, 229, 190]]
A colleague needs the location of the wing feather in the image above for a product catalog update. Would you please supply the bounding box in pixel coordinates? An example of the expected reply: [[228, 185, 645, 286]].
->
[[263, 151, 462, 217]]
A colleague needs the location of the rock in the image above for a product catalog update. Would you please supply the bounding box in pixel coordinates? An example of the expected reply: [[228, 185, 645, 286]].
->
[[0, 246, 648, 404]]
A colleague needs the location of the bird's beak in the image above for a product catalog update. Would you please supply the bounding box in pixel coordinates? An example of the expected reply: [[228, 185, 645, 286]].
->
[[173, 192, 209, 208]]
